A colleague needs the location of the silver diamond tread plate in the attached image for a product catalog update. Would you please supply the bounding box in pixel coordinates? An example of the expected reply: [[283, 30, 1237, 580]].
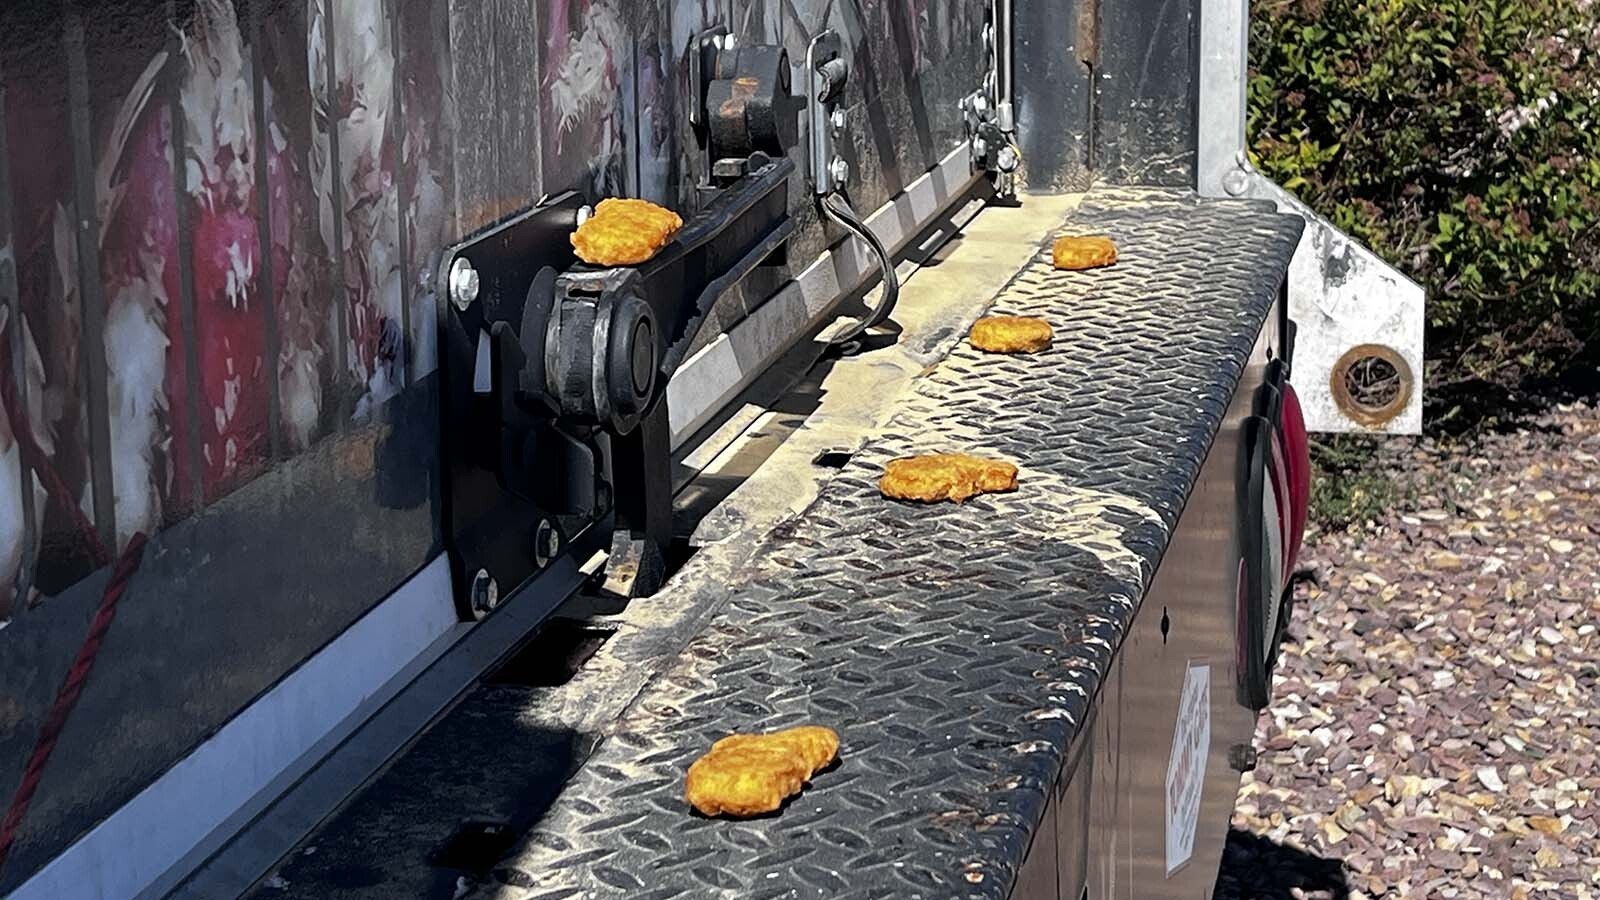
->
[[485, 190, 1304, 899]]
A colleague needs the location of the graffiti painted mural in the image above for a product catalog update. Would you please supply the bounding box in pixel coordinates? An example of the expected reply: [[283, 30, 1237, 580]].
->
[[261, 0, 338, 457], [540, 0, 631, 197]]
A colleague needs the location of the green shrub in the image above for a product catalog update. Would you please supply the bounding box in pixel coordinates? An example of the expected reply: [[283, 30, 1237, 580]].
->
[[1249, 0, 1600, 398], [1306, 436, 1409, 530]]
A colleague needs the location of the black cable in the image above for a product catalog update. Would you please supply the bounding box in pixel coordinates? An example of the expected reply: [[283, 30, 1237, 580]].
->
[[820, 191, 899, 351]]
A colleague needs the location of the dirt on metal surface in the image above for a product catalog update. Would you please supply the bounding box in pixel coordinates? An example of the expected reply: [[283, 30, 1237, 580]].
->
[[1217, 400, 1600, 899]]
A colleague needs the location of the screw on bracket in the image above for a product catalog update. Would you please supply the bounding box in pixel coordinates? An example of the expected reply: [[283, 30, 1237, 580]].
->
[[534, 519, 562, 569], [449, 256, 480, 311], [470, 568, 499, 616], [996, 144, 1019, 174], [828, 156, 850, 191]]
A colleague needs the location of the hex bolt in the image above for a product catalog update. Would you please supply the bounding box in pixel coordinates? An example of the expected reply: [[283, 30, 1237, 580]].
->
[[470, 568, 499, 615], [576, 204, 594, 227], [1222, 169, 1250, 197], [449, 257, 480, 311], [534, 519, 562, 569], [828, 156, 849, 189], [996, 144, 1020, 173], [829, 107, 847, 133]]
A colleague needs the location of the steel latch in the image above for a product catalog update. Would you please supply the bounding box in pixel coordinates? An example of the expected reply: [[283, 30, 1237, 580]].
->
[[962, 0, 1020, 197], [806, 30, 848, 197], [805, 29, 900, 351]]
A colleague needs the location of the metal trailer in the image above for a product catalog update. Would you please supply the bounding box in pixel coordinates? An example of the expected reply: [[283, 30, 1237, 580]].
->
[[0, 0, 1419, 898]]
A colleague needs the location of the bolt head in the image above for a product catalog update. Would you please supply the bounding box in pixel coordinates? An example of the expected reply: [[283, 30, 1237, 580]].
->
[[996, 145, 1019, 173], [471, 568, 499, 614], [829, 108, 846, 132], [449, 257, 480, 311], [576, 204, 594, 226], [1222, 169, 1250, 197], [828, 156, 849, 189], [534, 520, 562, 569]]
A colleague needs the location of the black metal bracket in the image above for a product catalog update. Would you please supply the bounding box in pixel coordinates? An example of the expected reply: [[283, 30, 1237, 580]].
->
[[692, 30, 800, 192], [529, 156, 796, 598], [433, 39, 800, 609], [433, 193, 610, 621]]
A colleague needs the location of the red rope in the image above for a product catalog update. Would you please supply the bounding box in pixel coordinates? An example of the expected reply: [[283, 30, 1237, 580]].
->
[[0, 369, 147, 874], [1, 374, 108, 569]]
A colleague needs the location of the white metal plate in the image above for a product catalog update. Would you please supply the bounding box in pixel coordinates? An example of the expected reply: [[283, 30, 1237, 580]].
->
[[1165, 661, 1211, 876], [1262, 178, 1425, 434]]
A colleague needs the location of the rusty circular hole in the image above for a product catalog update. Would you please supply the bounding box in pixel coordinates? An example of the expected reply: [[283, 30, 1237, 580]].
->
[[1329, 343, 1412, 427]]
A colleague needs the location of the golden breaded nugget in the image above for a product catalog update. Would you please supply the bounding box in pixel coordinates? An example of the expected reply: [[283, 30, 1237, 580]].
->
[[685, 726, 840, 817], [969, 315, 1053, 354], [712, 726, 840, 773], [879, 453, 1019, 504], [571, 197, 684, 266], [1051, 234, 1118, 270]]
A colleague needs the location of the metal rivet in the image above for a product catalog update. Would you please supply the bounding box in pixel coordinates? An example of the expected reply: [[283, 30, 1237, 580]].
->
[[471, 568, 499, 614], [1221, 169, 1249, 197], [534, 520, 562, 569], [449, 257, 480, 311]]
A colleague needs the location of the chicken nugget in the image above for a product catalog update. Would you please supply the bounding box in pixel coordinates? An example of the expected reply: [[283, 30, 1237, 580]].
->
[[1051, 234, 1118, 270], [879, 453, 1019, 503], [571, 197, 684, 266], [685, 726, 840, 817], [969, 315, 1053, 354], [712, 726, 840, 773]]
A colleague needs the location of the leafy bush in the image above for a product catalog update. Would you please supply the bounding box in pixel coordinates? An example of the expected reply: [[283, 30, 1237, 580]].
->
[[1306, 435, 1410, 530], [1249, 0, 1600, 402]]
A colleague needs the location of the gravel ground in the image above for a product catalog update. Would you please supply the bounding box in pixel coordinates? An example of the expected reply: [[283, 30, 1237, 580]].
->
[[1216, 400, 1600, 899]]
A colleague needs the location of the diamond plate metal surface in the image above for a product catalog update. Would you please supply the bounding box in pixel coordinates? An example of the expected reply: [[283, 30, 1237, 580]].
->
[[479, 190, 1304, 899]]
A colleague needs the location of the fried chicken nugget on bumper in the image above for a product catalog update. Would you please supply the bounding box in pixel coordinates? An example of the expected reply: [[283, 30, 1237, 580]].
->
[[969, 315, 1053, 353], [712, 726, 840, 772], [570, 198, 684, 266], [879, 453, 1020, 503], [1051, 234, 1118, 270], [685, 726, 840, 817]]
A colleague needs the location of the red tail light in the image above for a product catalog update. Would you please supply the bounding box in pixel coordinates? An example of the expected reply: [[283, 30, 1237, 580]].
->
[[1278, 381, 1311, 572]]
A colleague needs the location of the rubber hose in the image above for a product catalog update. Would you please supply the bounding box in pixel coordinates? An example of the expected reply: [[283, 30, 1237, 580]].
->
[[821, 191, 899, 350]]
